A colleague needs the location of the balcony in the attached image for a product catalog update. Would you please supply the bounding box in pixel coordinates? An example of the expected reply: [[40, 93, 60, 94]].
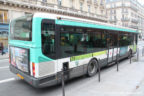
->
[[122, 11, 128, 14], [129, 25, 138, 29], [68, 7, 78, 13], [87, 0, 92, 4], [131, 18, 139, 24], [109, 19, 117, 23], [41, 2, 55, 8], [94, 1, 98, 6], [130, 5, 138, 12], [79, 0, 84, 2], [0, 0, 108, 22], [21, 0, 37, 4], [100, 4, 105, 9], [121, 18, 130, 21], [121, 4, 129, 7]]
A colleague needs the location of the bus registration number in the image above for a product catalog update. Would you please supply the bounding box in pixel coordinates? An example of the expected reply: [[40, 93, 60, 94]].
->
[[17, 74, 24, 79]]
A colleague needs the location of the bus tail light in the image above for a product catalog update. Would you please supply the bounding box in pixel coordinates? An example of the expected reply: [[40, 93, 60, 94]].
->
[[32, 62, 35, 77]]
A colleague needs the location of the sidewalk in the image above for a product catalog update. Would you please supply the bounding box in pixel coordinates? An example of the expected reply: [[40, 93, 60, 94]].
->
[[0, 53, 8, 60], [57, 49, 144, 96]]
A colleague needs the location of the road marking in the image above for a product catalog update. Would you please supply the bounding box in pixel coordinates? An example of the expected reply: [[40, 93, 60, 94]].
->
[[0, 78, 15, 84], [0, 66, 9, 69], [0, 59, 9, 62]]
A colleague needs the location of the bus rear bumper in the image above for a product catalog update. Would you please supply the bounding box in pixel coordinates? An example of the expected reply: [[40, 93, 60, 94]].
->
[[10, 65, 58, 88]]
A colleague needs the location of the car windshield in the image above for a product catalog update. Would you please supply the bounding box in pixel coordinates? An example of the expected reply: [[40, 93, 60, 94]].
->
[[10, 14, 32, 41]]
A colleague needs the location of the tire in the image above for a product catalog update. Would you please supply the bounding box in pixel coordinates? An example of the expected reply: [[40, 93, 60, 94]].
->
[[87, 59, 98, 77]]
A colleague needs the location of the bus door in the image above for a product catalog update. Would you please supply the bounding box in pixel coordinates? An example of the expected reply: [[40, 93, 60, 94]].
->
[[107, 32, 118, 63], [112, 33, 118, 61]]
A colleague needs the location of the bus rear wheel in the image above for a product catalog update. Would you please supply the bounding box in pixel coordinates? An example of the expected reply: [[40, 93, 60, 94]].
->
[[87, 59, 98, 77]]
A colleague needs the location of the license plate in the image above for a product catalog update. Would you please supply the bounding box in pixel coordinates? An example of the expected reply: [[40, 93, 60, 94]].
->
[[17, 74, 24, 79]]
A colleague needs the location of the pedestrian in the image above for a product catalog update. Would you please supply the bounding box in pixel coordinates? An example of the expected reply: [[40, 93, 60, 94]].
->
[[1, 43, 4, 55], [0, 43, 1, 55]]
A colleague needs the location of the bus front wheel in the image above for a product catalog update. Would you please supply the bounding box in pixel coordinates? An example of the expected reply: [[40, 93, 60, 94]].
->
[[87, 59, 98, 77]]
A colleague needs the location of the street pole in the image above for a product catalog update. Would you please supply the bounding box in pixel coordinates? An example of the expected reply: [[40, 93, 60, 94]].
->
[[61, 68, 65, 96], [142, 46, 144, 56], [97, 60, 101, 82], [130, 53, 132, 64], [137, 48, 139, 61], [116, 54, 119, 71]]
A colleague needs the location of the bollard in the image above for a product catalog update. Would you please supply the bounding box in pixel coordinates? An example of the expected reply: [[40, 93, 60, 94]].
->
[[142, 46, 144, 56], [137, 48, 139, 61], [61, 69, 65, 96], [116, 54, 119, 72], [97, 60, 101, 82], [130, 53, 132, 64]]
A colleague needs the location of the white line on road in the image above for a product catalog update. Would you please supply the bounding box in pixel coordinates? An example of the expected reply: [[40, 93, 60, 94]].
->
[[0, 78, 15, 84], [0, 66, 9, 69], [0, 59, 9, 62]]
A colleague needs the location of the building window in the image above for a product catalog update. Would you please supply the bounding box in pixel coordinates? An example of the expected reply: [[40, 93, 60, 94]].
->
[[114, 10, 116, 14], [110, 9, 112, 14], [70, 0, 73, 8], [101, 10, 103, 14], [114, 16, 116, 20], [57, 0, 62, 6], [100, 0, 103, 5], [122, 14, 124, 19], [42, 0, 47, 2], [25, 12, 32, 15], [94, 0, 97, 3], [80, 2, 83, 11], [95, 7, 97, 14], [131, 12, 133, 17], [0, 10, 8, 23], [88, 5, 90, 13]]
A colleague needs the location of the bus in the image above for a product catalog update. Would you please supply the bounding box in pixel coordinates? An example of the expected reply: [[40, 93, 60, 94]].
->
[[9, 13, 138, 88]]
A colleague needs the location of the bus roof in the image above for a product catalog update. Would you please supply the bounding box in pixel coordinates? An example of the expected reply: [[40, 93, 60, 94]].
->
[[33, 13, 138, 33]]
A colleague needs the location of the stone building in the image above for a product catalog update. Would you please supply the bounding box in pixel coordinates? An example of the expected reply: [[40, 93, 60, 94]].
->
[[106, 0, 144, 37], [0, 0, 107, 23]]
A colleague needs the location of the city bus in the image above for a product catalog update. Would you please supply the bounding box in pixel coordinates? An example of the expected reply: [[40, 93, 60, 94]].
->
[[9, 13, 138, 88]]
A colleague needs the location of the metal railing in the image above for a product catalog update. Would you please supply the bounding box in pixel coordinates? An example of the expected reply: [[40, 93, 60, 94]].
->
[[131, 18, 139, 24], [129, 25, 138, 29], [121, 18, 130, 21]]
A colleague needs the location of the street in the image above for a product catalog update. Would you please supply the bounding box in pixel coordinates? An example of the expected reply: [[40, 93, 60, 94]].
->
[[0, 41, 144, 96]]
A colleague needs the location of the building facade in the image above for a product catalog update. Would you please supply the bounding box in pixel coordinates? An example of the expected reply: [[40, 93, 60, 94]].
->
[[106, 0, 144, 37], [0, 0, 107, 23]]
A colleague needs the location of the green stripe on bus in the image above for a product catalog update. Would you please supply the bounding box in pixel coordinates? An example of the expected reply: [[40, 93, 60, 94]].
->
[[56, 20, 137, 33], [70, 50, 107, 61], [70, 53, 92, 61], [93, 50, 107, 56], [134, 44, 137, 52], [129, 45, 133, 49]]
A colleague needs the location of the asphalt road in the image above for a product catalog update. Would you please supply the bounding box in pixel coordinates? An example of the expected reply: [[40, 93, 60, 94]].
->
[[0, 41, 144, 96]]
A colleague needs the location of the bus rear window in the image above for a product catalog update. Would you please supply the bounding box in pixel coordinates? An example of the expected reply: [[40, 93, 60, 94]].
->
[[41, 20, 56, 58], [10, 15, 32, 41]]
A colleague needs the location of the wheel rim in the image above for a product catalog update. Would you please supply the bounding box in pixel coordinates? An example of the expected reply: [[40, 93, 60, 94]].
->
[[88, 61, 96, 74]]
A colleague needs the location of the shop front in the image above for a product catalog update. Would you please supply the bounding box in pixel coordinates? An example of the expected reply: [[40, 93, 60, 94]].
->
[[0, 23, 9, 53]]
